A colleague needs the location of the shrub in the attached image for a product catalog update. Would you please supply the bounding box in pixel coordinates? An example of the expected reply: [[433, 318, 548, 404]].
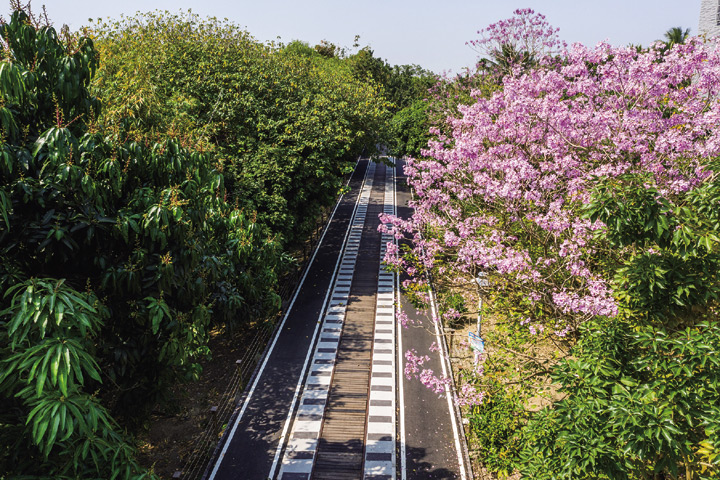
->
[[1, 5, 279, 477]]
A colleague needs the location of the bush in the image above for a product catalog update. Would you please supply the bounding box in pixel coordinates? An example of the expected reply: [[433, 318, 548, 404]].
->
[[0, 6, 280, 477], [467, 380, 527, 477], [92, 11, 390, 244], [520, 319, 720, 479]]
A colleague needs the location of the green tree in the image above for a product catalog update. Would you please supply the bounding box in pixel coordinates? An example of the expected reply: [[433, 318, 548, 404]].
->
[[0, 279, 153, 478], [389, 99, 431, 158], [520, 170, 720, 479], [664, 26, 691, 47], [1, 5, 280, 477], [314, 39, 342, 58], [349, 46, 391, 86], [384, 64, 436, 112], [93, 11, 390, 244], [521, 319, 720, 480], [478, 43, 537, 79]]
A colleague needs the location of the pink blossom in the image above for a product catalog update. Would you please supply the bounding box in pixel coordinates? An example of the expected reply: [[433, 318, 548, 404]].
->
[[396, 310, 416, 328], [554, 326, 572, 338], [419, 369, 451, 394], [441, 308, 461, 322], [456, 383, 485, 408], [469, 9, 567, 66], [393, 11, 720, 395], [404, 349, 430, 379], [529, 324, 545, 335]]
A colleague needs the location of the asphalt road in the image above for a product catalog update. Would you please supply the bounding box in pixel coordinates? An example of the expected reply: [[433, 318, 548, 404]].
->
[[395, 158, 467, 480]]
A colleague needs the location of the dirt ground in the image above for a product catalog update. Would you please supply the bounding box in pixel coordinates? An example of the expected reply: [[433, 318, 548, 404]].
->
[[135, 327, 252, 479]]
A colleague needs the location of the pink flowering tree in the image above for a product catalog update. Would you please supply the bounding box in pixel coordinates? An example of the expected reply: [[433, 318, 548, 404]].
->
[[383, 10, 720, 475], [425, 10, 563, 138], [385, 35, 720, 344], [469, 8, 565, 59], [470, 8, 566, 76]]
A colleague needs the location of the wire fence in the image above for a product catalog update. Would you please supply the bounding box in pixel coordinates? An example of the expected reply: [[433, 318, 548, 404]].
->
[[173, 211, 331, 480]]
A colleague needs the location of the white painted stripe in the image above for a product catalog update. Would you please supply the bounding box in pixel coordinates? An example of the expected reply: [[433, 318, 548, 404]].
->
[[281, 459, 314, 472], [372, 366, 394, 373], [370, 377, 394, 387], [310, 364, 334, 372], [365, 162, 397, 480], [297, 405, 324, 415], [285, 437, 318, 452], [311, 356, 335, 363], [394, 161, 408, 480], [366, 423, 393, 434], [371, 353, 394, 360], [369, 406, 395, 416], [365, 461, 394, 475], [303, 388, 329, 398]]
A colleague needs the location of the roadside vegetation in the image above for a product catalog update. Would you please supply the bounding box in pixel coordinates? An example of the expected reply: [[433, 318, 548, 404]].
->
[[385, 9, 720, 479]]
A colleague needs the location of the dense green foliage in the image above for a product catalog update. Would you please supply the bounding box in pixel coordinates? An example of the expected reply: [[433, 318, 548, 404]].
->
[[514, 168, 720, 478], [519, 170, 720, 478], [1, 279, 152, 478], [341, 46, 437, 158], [466, 379, 527, 477], [389, 99, 431, 158], [0, 7, 295, 478], [522, 320, 720, 479], [92, 12, 391, 244]]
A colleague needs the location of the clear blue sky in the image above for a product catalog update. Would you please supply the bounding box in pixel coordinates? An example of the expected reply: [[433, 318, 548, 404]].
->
[[40, 0, 701, 74]]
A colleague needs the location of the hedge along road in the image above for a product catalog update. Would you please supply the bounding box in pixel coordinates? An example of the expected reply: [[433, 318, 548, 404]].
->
[[206, 158, 468, 479]]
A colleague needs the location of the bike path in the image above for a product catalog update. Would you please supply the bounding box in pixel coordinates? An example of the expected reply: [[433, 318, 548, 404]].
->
[[208, 159, 369, 480], [395, 158, 469, 480]]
